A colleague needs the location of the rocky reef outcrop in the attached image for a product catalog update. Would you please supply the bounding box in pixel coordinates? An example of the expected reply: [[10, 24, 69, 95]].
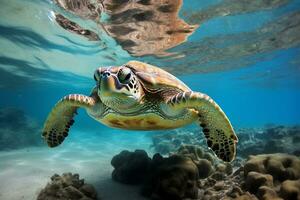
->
[[0, 107, 42, 150], [111, 147, 204, 200], [142, 153, 199, 200], [111, 145, 230, 200], [111, 149, 151, 184], [111, 146, 300, 200], [37, 173, 98, 200]]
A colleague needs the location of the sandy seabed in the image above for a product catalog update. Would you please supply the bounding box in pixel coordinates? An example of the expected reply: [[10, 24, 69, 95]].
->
[[0, 130, 152, 200]]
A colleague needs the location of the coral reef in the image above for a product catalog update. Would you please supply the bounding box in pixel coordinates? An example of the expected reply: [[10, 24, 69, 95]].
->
[[151, 125, 300, 158], [111, 145, 231, 200], [244, 154, 300, 181], [238, 126, 300, 157], [0, 107, 42, 150], [37, 173, 98, 200], [198, 153, 300, 200], [111, 147, 203, 199], [111, 147, 300, 200], [151, 128, 205, 155], [243, 154, 300, 200]]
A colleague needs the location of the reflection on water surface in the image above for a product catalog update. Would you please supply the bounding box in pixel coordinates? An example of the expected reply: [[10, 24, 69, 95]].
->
[[55, 0, 198, 57], [0, 0, 299, 87]]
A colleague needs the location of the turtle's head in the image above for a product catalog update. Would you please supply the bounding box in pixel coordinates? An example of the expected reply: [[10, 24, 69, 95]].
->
[[94, 65, 144, 111]]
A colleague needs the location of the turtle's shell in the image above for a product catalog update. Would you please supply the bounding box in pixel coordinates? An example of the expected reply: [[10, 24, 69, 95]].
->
[[126, 61, 191, 92]]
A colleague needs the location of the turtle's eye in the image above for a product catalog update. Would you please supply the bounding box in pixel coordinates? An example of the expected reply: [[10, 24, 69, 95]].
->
[[94, 68, 101, 81], [118, 67, 131, 83]]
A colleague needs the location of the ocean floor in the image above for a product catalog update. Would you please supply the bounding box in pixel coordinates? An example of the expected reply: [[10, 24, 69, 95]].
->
[[1, 125, 299, 200], [0, 129, 152, 200]]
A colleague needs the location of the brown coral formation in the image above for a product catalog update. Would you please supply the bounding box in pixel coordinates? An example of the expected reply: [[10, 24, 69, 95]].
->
[[111, 146, 300, 200], [111, 149, 151, 184], [243, 154, 300, 200], [142, 154, 199, 200], [53, 0, 197, 56], [177, 145, 226, 178], [280, 179, 300, 200], [196, 153, 300, 200], [111, 145, 232, 200], [244, 154, 300, 181], [37, 173, 98, 200], [110, 148, 203, 199]]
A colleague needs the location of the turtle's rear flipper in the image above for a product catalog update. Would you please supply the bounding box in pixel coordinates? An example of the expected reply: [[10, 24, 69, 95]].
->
[[167, 91, 238, 162], [42, 94, 96, 147]]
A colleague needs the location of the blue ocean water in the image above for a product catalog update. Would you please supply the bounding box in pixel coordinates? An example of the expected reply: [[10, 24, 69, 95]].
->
[[0, 0, 300, 199]]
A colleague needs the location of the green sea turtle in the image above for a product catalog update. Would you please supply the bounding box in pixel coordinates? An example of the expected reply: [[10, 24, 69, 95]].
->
[[42, 61, 238, 162]]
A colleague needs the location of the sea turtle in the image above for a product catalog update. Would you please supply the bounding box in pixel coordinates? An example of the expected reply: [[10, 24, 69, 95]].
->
[[42, 61, 238, 162]]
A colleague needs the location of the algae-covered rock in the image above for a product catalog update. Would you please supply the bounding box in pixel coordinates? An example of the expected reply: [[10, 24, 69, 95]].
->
[[142, 154, 199, 200], [111, 149, 151, 184], [37, 173, 98, 200]]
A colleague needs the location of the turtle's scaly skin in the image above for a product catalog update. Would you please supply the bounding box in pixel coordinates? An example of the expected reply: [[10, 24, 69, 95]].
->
[[42, 61, 238, 162]]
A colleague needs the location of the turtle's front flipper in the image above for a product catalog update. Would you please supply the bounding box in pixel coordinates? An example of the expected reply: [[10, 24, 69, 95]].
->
[[42, 94, 96, 147], [167, 91, 238, 162]]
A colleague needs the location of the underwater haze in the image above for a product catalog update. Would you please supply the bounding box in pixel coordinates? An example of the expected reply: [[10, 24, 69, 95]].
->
[[0, 0, 300, 200]]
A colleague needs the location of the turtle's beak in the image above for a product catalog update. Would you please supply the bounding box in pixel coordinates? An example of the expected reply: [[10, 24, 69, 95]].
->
[[100, 73, 116, 95], [100, 71, 126, 97]]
